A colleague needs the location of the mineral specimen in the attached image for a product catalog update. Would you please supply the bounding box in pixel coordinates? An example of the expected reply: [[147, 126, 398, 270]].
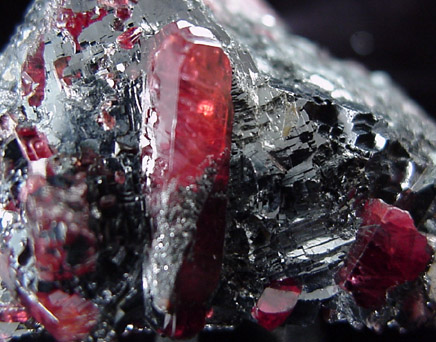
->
[[0, 0, 435, 341]]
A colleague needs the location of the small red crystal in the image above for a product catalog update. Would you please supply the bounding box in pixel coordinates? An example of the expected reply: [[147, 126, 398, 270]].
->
[[21, 41, 46, 107], [25, 172, 97, 281], [251, 278, 302, 331], [58, 8, 108, 51], [336, 199, 433, 308], [98, 109, 116, 130], [54, 56, 73, 86], [0, 305, 28, 323], [116, 7, 131, 20], [142, 21, 233, 338], [116, 26, 142, 49], [22, 290, 98, 342], [16, 126, 53, 161]]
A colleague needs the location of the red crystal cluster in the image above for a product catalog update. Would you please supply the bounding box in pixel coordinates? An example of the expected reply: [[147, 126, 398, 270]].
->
[[57, 7, 108, 51], [12, 127, 100, 341], [336, 199, 433, 308], [20, 289, 98, 342], [141, 21, 233, 338], [252, 278, 302, 331]]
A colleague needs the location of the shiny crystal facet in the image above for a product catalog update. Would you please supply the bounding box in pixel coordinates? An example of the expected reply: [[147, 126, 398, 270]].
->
[[252, 278, 302, 331]]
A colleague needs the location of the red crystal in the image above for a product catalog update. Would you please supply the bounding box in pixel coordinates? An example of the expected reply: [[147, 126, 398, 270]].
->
[[116, 26, 142, 49], [25, 172, 97, 281], [21, 41, 46, 107], [54, 56, 73, 86], [58, 8, 108, 51], [142, 21, 233, 338], [116, 7, 131, 20], [0, 305, 28, 323], [251, 278, 302, 331], [97, 109, 116, 130], [336, 199, 433, 308], [16, 126, 53, 161], [21, 290, 98, 342]]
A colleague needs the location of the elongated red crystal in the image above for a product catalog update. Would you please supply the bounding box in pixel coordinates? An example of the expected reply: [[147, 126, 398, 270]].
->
[[141, 21, 233, 339], [251, 278, 302, 331], [336, 199, 432, 308], [21, 41, 45, 107]]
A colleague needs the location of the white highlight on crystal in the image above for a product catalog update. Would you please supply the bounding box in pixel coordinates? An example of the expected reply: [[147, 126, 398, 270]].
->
[[374, 133, 387, 150], [309, 75, 335, 92]]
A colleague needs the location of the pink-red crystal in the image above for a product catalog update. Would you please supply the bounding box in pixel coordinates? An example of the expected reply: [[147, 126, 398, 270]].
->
[[116, 26, 142, 49], [115, 7, 131, 20], [58, 8, 108, 51], [336, 199, 433, 308], [16, 126, 53, 161], [21, 41, 46, 107], [25, 172, 97, 281], [21, 290, 98, 342], [142, 21, 233, 338], [251, 278, 302, 331], [0, 305, 28, 323], [54, 56, 74, 86]]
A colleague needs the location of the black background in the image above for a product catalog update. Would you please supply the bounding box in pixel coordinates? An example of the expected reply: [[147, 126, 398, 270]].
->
[[1, 1, 436, 341]]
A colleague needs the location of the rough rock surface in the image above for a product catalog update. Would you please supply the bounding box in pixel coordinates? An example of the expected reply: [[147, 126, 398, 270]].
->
[[0, 0, 435, 341]]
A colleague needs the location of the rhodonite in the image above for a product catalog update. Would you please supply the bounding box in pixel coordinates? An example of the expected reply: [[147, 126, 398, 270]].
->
[[336, 199, 433, 308], [141, 20, 233, 338], [251, 278, 302, 331], [0, 0, 435, 341]]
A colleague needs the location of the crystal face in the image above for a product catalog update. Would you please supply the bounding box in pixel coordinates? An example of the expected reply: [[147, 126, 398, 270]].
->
[[141, 20, 233, 338], [251, 278, 302, 331], [336, 199, 433, 308], [21, 289, 99, 342], [0, 0, 435, 341], [21, 42, 45, 107]]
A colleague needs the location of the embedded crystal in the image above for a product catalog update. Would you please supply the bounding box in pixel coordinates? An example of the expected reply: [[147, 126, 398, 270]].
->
[[141, 20, 233, 338], [252, 278, 302, 331], [336, 199, 433, 308], [21, 290, 99, 342]]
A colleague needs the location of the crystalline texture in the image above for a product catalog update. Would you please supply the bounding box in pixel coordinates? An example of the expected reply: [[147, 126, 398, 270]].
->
[[141, 21, 233, 338], [0, 0, 435, 341], [20, 289, 99, 342]]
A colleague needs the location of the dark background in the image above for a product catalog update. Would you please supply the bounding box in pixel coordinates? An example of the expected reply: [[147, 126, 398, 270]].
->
[[1, 1, 436, 341]]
